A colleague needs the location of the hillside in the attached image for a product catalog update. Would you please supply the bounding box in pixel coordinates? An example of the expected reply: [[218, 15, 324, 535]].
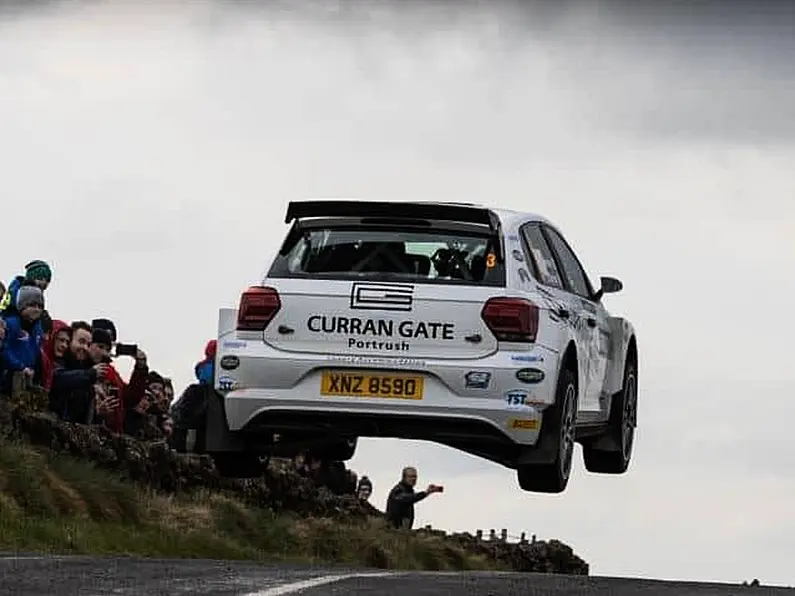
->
[[0, 394, 588, 574]]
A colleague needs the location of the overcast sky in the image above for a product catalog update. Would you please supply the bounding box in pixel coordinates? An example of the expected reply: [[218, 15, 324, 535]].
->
[[1, 0, 793, 586]]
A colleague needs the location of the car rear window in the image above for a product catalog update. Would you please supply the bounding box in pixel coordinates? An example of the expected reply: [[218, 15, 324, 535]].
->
[[269, 225, 506, 287]]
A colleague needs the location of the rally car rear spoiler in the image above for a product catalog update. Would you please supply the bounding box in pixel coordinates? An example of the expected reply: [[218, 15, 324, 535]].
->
[[284, 200, 499, 232]]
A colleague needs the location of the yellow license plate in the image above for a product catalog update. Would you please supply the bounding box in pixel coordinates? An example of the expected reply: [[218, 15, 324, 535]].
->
[[508, 418, 539, 430], [320, 370, 424, 400]]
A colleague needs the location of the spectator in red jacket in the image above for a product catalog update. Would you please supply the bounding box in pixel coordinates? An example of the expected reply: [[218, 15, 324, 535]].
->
[[88, 327, 148, 434], [41, 319, 71, 392]]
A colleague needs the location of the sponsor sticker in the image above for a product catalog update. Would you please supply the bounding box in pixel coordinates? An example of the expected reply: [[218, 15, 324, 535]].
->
[[325, 355, 428, 368], [464, 371, 491, 389], [505, 389, 531, 408], [307, 315, 456, 353], [222, 340, 247, 349], [508, 418, 539, 430], [350, 282, 414, 312], [510, 353, 544, 363], [218, 375, 239, 391], [219, 355, 240, 370], [515, 368, 545, 384]]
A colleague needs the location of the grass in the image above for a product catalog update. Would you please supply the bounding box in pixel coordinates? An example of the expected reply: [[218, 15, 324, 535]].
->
[[0, 439, 505, 570]]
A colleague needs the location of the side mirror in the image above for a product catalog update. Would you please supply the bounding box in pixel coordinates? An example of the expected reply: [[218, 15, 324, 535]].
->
[[594, 276, 623, 301]]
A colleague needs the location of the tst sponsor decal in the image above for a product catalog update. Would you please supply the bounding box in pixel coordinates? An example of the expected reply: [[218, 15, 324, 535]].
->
[[307, 315, 455, 353], [510, 353, 544, 363], [464, 371, 491, 389], [505, 389, 532, 408], [515, 368, 544, 384], [508, 418, 539, 430], [218, 375, 239, 391]]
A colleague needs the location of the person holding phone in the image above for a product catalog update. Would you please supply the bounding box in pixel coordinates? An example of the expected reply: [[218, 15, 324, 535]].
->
[[385, 466, 444, 530], [94, 383, 122, 422], [85, 327, 149, 434]]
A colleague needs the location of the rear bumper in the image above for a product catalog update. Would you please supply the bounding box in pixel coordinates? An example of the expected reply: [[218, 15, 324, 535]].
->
[[223, 388, 543, 446]]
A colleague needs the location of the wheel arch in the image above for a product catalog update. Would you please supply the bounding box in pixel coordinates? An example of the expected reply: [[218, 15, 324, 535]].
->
[[559, 339, 579, 396], [605, 317, 637, 395]]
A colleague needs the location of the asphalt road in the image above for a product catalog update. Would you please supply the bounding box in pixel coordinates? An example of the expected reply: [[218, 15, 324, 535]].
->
[[0, 555, 791, 595]]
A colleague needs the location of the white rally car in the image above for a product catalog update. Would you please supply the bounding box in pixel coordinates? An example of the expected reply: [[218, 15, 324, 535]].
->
[[205, 200, 638, 493]]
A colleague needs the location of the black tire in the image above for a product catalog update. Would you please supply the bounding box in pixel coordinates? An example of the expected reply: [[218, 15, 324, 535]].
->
[[516, 367, 578, 494], [210, 452, 264, 478], [582, 358, 637, 474], [313, 437, 358, 462]]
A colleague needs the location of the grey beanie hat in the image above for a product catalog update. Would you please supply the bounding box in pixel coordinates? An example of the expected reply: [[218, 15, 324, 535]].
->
[[16, 285, 44, 311]]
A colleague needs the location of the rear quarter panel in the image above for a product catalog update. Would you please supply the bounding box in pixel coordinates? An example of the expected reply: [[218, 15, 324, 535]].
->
[[503, 228, 570, 356]]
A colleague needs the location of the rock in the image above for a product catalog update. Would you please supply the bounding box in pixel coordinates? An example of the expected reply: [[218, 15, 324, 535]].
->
[[433, 530, 589, 575], [1, 392, 589, 574], [6, 406, 374, 520]]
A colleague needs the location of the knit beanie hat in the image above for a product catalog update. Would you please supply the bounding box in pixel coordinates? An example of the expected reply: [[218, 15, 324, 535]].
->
[[357, 476, 373, 492], [91, 328, 113, 349], [92, 318, 118, 343], [16, 285, 44, 311], [147, 371, 165, 386], [24, 260, 52, 283]]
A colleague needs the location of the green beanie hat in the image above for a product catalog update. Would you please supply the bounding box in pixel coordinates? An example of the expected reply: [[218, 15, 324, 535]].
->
[[24, 260, 52, 283]]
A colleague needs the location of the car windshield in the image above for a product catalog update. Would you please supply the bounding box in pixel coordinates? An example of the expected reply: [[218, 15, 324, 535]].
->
[[269, 226, 506, 286]]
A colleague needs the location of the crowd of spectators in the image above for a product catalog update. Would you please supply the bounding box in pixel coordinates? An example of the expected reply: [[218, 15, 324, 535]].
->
[[0, 260, 435, 520], [0, 259, 177, 441]]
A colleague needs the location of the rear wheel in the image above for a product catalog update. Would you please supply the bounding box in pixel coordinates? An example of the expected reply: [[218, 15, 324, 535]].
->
[[582, 358, 637, 474], [516, 367, 578, 494]]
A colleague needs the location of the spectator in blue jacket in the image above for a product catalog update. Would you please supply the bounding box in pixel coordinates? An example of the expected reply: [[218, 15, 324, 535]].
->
[[194, 339, 216, 385], [0, 260, 53, 316], [1, 286, 45, 393]]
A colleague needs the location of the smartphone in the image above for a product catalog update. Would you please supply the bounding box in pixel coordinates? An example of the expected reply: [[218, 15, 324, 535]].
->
[[115, 343, 138, 357]]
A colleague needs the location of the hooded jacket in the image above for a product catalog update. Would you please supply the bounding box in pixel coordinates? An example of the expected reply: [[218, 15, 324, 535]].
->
[[0, 313, 43, 372], [40, 319, 69, 392], [194, 339, 217, 385]]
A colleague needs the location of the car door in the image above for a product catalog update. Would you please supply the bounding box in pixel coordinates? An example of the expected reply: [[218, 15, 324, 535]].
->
[[540, 224, 610, 410], [519, 223, 591, 407]]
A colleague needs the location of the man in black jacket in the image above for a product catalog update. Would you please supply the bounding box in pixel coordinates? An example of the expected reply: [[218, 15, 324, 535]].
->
[[385, 466, 443, 530]]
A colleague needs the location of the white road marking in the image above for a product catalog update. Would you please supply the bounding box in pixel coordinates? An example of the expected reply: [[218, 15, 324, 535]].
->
[[244, 572, 393, 595]]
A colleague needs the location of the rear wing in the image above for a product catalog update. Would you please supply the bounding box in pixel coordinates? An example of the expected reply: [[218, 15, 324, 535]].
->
[[284, 200, 499, 231]]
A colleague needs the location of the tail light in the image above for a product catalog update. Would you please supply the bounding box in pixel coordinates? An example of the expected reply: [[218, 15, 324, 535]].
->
[[481, 297, 539, 342], [237, 286, 281, 331]]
